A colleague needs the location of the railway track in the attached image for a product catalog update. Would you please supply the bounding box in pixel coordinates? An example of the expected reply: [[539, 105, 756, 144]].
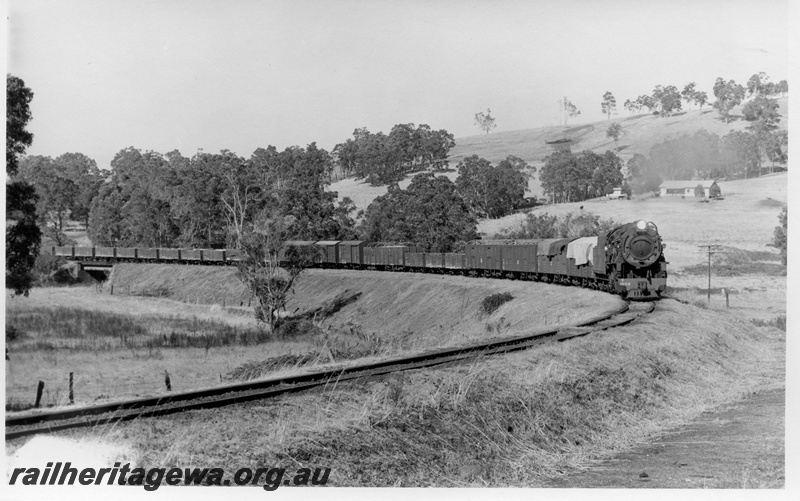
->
[[6, 301, 655, 441]]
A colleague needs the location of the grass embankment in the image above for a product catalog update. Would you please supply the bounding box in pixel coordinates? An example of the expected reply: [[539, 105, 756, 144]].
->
[[106, 265, 623, 348], [6, 269, 621, 409], [55, 298, 783, 486]]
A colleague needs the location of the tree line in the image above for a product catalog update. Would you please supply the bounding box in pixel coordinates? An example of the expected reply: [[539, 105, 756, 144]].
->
[[17, 145, 531, 254], [333, 124, 455, 185], [83, 145, 358, 249], [611, 73, 788, 122], [539, 149, 624, 203]]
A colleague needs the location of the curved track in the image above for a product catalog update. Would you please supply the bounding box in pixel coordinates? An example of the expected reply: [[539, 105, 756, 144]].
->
[[6, 301, 654, 440]]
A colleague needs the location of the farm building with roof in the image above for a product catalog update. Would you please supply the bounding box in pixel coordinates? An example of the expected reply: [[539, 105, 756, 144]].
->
[[659, 180, 721, 198]]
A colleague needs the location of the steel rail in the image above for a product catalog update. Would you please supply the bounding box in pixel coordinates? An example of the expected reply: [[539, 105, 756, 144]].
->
[[6, 301, 655, 440]]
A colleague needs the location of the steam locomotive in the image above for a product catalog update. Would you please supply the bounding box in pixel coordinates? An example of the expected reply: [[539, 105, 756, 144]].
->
[[48, 220, 667, 300]]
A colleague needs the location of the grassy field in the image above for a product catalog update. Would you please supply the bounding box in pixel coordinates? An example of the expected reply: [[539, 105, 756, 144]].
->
[[5, 273, 621, 409], [18, 298, 782, 486], [330, 97, 788, 208]]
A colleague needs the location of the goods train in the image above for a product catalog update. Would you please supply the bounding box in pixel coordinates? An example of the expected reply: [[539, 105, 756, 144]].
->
[[47, 220, 667, 299]]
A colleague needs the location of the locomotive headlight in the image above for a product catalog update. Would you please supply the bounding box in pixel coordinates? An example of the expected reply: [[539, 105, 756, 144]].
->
[[636, 220, 647, 231]]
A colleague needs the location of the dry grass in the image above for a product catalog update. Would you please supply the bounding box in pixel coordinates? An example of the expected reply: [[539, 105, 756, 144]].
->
[[107, 265, 623, 349], [481, 172, 787, 269], [6, 271, 621, 410], [329, 98, 788, 212], [62, 299, 783, 486]]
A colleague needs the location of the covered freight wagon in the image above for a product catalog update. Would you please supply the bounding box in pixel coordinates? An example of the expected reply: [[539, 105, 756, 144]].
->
[[465, 242, 503, 273], [337, 241, 368, 267], [443, 253, 465, 271], [314, 241, 340, 267], [405, 252, 426, 269], [500, 241, 538, 273], [423, 253, 445, 270]]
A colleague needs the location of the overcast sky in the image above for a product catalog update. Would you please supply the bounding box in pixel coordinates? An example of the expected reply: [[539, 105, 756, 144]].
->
[[7, 0, 793, 171]]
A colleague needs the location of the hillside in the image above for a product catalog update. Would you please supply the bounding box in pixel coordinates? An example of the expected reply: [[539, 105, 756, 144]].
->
[[330, 96, 788, 204], [105, 265, 624, 347]]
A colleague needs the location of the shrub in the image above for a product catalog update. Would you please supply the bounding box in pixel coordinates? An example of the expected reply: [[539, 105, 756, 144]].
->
[[6, 325, 22, 342], [32, 253, 69, 285], [497, 211, 619, 239], [275, 318, 320, 340], [694, 184, 705, 197], [751, 316, 786, 332], [480, 293, 513, 317], [769, 208, 787, 266]]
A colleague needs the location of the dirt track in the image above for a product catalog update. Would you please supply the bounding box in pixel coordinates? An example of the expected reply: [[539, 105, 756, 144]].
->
[[544, 388, 785, 488]]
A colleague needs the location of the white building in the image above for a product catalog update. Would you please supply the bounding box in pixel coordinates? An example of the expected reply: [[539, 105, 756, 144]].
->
[[658, 180, 720, 198]]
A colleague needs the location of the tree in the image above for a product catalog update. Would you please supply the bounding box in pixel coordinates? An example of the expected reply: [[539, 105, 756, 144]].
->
[[560, 98, 580, 124], [6, 75, 34, 177], [87, 182, 126, 246], [17, 153, 102, 232], [601, 91, 616, 119], [18, 155, 75, 231], [539, 150, 603, 203], [359, 174, 477, 252], [333, 124, 455, 186], [721, 130, 760, 178], [274, 143, 350, 240], [693, 90, 709, 110], [681, 82, 697, 108], [742, 95, 781, 130], [746, 72, 770, 98], [6, 74, 41, 296], [626, 154, 662, 195], [770, 208, 787, 266], [455, 155, 528, 218], [236, 211, 322, 335], [55, 152, 104, 229], [87, 147, 181, 247], [606, 123, 622, 149], [474, 108, 497, 134], [764, 130, 788, 171], [776, 80, 788, 97], [657, 85, 682, 116], [694, 184, 705, 197], [588, 151, 624, 197], [712, 78, 745, 123], [636, 94, 657, 113], [623, 99, 634, 115], [647, 130, 726, 180], [220, 152, 262, 249]]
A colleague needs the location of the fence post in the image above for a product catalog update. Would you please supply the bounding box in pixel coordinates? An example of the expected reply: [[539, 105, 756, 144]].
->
[[110, 284, 114, 295], [69, 372, 74, 405], [164, 370, 172, 391], [35, 381, 45, 408]]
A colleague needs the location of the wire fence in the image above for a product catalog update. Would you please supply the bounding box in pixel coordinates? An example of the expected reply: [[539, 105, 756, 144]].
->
[[4, 367, 224, 410]]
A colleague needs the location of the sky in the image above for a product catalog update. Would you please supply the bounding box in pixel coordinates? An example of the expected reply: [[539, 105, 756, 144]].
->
[[6, 0, 794, 171]]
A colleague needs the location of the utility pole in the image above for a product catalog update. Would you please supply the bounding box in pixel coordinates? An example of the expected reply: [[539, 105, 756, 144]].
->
[[698, 244, 724, 302]]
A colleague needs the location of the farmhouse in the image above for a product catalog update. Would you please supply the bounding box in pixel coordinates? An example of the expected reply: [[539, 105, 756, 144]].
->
[[659, 180, 721, 198]]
